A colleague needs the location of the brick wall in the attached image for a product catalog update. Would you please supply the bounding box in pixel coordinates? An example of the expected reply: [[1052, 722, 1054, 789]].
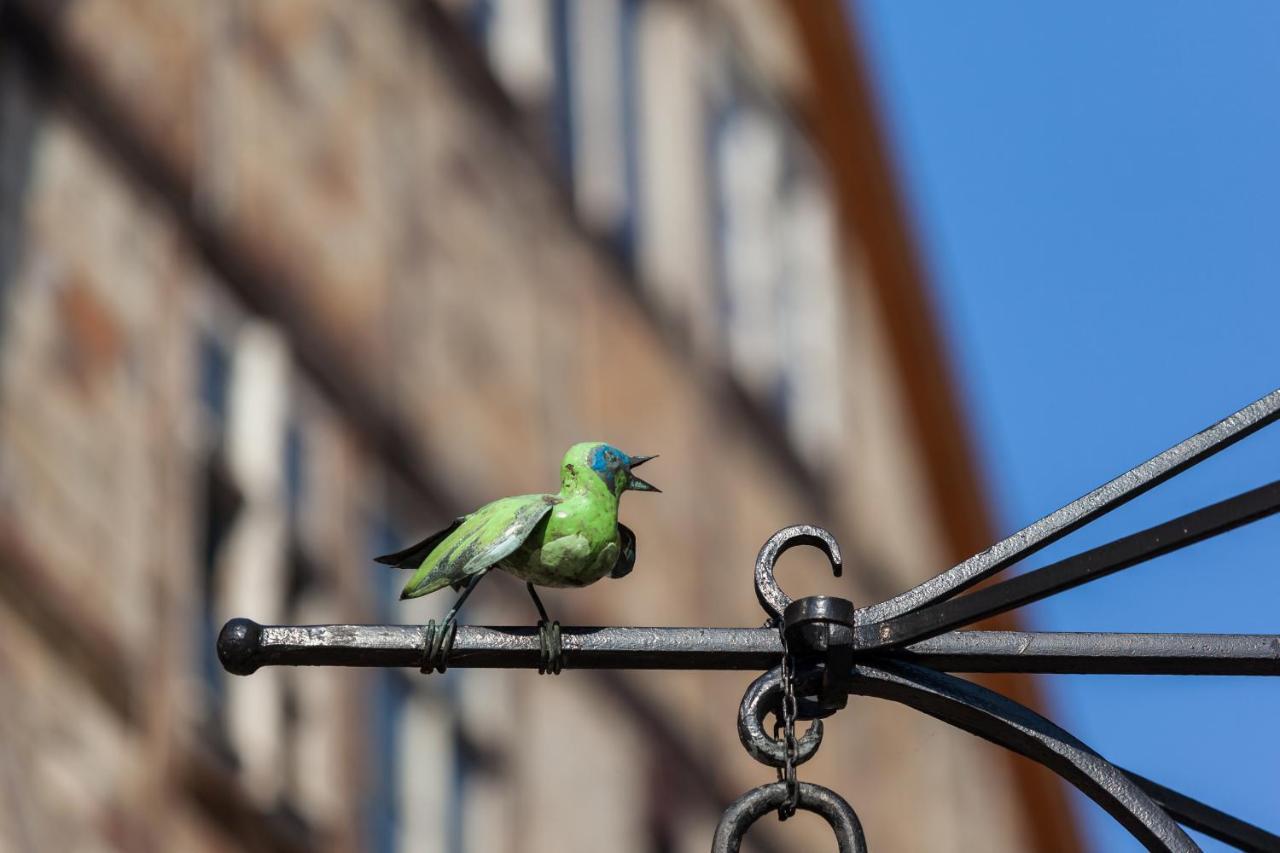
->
[[0, 2, 1039, 851]]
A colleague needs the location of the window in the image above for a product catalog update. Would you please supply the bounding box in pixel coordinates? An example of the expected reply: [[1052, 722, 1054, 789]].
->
[[777, 170, 844, 464], [284, 417, 305, 525], [549, 0, 641, 257], [207, 322, 294, 802], [480, 0, 555, 108], [198, 330, 231, 431], [195, 329, 240, 757], [633, 1, 714, 331], [366, 511, 461, 853], [711, 96, 788, 408]]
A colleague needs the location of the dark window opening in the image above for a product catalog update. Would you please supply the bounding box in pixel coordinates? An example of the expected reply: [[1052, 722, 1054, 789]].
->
[[197, 455, 243, 765]]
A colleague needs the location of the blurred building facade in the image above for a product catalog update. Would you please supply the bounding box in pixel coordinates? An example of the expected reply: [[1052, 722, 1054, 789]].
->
[[0, 1, 1078, 851]]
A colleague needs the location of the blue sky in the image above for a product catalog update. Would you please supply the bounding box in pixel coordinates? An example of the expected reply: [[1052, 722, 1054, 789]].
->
[[849, 3, 1280, 850]]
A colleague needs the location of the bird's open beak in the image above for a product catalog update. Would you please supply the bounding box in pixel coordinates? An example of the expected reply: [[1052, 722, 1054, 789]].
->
[[626, 455, 660, 492]]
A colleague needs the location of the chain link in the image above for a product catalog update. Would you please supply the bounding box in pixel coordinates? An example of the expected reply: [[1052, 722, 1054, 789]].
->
[[774, 626, 800, 820]]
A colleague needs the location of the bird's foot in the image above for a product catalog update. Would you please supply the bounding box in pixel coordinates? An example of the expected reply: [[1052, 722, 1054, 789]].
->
[[536, 619, 562, 675], [420, 617, 457, 674]]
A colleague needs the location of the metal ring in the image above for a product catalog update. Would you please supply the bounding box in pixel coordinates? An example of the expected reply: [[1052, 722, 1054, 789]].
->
[[754, 525, 843, 623], [712, 781, 868, 853], [737, 667, 823, 768]]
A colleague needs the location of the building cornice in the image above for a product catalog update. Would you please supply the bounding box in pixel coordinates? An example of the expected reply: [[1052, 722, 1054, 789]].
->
[[781, 1, 1082, 849]]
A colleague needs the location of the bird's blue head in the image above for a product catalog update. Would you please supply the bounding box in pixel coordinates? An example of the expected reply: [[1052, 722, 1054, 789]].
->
[[562, 442, 660, 498]]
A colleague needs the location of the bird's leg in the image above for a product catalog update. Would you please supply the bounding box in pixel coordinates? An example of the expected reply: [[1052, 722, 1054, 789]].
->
[[526, 581, 551, 623], [526, 582, 562, 675], [443, 572, 485, 625], [422, 572, 485, 674]]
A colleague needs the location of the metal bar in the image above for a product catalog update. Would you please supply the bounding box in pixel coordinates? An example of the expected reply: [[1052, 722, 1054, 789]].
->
[[1124, 770, 1280, 853], [857, 388, 1280, 625], [863, 479, 1280, 649], [901, 631, 1280, 675], [218, 620, 781, 673], [218, 620, 1280, 676], [849, 660, 1197, 852]]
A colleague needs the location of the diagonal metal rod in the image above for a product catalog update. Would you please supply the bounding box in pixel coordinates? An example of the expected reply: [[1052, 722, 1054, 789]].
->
[[218, 620, 1280, 676], [861, 479, 1280, 650], [900, 631, 1280, 675], [851, 660, 1198, 851], [1125, 770, 1280, 853], [857, 388, 1280, 625]]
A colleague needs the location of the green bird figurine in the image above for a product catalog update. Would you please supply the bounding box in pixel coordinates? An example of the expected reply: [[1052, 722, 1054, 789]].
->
[[375, 441, 658, 672]]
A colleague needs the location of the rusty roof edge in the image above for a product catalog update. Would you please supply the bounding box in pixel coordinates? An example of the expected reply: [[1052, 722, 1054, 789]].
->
[[778, 1, 1084, 850]]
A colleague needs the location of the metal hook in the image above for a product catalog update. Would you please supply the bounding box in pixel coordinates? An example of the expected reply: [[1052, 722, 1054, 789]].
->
[[737, 667, 824, 768], [754, 525, 844, 624], [711, 781, 868, 853]]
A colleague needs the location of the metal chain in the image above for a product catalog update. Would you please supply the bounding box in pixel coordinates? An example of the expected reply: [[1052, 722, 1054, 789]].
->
[[774, 625, 800, 820]]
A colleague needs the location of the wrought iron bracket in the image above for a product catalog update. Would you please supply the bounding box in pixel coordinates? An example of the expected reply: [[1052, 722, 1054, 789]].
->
[[219, 388, 1280, 852]]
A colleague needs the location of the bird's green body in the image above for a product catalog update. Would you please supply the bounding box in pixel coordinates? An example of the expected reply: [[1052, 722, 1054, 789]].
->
[[379, 442, 655, 602]]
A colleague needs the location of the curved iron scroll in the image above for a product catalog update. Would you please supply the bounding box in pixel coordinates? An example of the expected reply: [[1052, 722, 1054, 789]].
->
[[1127, 772, 1280, 853], [846, 660, 1195, 852], [733, 663, 1200, 852]]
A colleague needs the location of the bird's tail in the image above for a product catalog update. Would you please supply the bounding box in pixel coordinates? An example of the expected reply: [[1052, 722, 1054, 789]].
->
[[374, 518, 464, 569]]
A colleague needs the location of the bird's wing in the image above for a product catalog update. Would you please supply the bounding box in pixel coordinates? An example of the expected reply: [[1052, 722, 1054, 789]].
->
[[374, 517, 467, 569], [610, 522, 636, 579], [399, 494, 557, 599]]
